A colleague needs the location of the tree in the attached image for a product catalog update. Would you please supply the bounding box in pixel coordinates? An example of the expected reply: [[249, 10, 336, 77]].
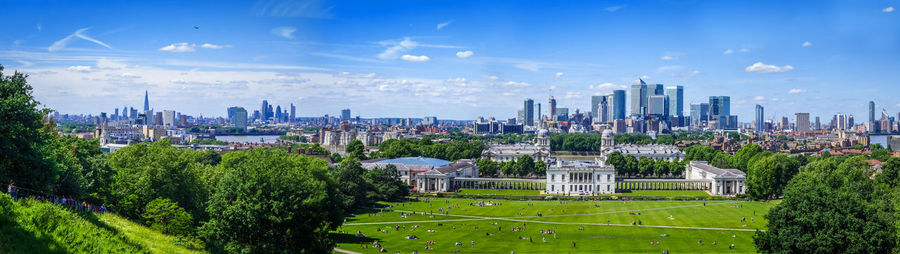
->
[[345, 140, 367, 160], [624, 155, 639, 177], [365, 164, 408, 202], [516, 155, 535, 177], [755, 157, 897, 253], [476, 158, 498, 177], [875, 157, 900, 187], [202, 149, 344, 253], [605, 151, 626, 176], [533, 160, 547, 176], [745, 154, 799, 200], [501, 160, 516, 176], [669, 159, 684, 177], [143, 197, 194, 236], [653, 159, 670, 177], [732, 144, 763, 172], [638, 157, 654, 177], [330, 159, 373, 212], [0, 66, 55, 193], [710, 152, 732, 169]]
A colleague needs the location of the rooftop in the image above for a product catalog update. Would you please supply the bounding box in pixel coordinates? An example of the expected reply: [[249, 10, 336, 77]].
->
[[368, 156, 453, 167]]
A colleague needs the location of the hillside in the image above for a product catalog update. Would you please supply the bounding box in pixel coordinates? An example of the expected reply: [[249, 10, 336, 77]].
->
[[0, 195, 202, 254]]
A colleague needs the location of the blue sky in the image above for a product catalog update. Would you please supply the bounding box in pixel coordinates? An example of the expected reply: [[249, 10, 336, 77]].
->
[[1, 0, 899, 121]]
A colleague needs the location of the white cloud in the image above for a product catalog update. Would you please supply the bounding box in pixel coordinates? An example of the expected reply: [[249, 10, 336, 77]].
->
[[604, 5, 624, 12], [788, 88, 807, 94], [739, 48, 751, 53], [271, 26, 297, 39], [802, 41, 812, 47], [590, 82, 625, 90], [487, 75, 500, 81], [565, 91, 583, 99], [660, 55, 674, 61], [753, 96, 766, 101], [437, 20, 453, 30], [17, 60, 34, 67], [159, 43, 196, 52], [200, 43, 231, 49], [67, 65, 92, 72], [723, 49, 734, 55], [48, 28, 112, 51], [456, 50, 474, 58], [896, 103, 900, 107], [745, 62, 794, 73], [400, 54, 430, 62], [503, 81, 531, 87], [884, 6, 894, 13], [673, 70, 701, 78], [378, 37, 418, 60], [555, 72, 564, 78], [656, 65, 683, 72], [514, 62, 540, 72]]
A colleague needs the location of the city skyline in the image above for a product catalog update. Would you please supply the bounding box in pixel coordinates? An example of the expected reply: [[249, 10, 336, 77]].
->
[[1, 0, 899, 120]]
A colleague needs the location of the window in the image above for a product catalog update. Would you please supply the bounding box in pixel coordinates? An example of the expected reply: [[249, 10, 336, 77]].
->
[[607, 175, 611, 182]]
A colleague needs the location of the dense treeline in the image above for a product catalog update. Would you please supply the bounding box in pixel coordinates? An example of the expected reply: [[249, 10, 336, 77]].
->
[[427, 132, 536, 144], [550, 131, 717, 151], [0, 66, 409, 253], [604, 151, 686, 178], [475, 155, 547, 178], [370, 137, 484, 161]]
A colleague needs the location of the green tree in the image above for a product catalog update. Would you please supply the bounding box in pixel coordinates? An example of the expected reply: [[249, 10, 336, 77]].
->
[[534, 160, 547, 176], [330, 158, 373, 212], [605, 151, 626, 176], [143, 197, 194, 236], [516, 155, 535, 177], [653, 159, 670, 177], [364, 164, 408, 202], [345, 140, 367, 160], [745, 154, 799, 200], [669, 159, 684, 177], [732, 144, 763, 172], [755, 157, 897, 253], [711, 152, 732, 169], [501, 160, 516, 176], [202, 149, 344, 253], [638, 157, 654, 177], [476, 158, 498, 177], [624, 155, 639, 177], [875, 157, 900, 187], [0, 66, 55, 192]]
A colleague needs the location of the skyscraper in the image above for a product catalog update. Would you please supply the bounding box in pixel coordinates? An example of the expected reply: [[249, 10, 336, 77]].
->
[[665, 86, 683, 117], [709, 96, 731, 129], [227, 106, 240, 123], [591, 95, 603, 123], [524, 99, 534, 126], [690, 103, 709, 127], [815, 116, 821, 130], [755, 104, 765, 132], [290, 103, 296, 123], [275, 105, 283, 122], [651, 84, 664, 96], [597, 96, 610, 123], [869, 101, 876, 132], [261, 100, 269, 121], [163, 110, 176, 127], [648, 95, 667, 116], [341, 109, 351, 121], [612, 90, 626, 120], [143, 90, 150, 111], [234, 107, 248, 131], [549, 96, 557, 120], [795, 113, 810, 132], [630, 80, 647, 116]]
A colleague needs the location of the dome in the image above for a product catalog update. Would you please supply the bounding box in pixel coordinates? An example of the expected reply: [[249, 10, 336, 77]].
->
[[602, 129, 614, 137], [538, 129, 549, 137]]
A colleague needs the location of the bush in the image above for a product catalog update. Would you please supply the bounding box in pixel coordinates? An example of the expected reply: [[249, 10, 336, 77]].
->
[[143, 198, 194, 236]]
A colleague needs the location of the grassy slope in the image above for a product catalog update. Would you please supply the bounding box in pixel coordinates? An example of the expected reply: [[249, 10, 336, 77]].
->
[[335, 198, 779, 253], [0, 195, 201, 254]]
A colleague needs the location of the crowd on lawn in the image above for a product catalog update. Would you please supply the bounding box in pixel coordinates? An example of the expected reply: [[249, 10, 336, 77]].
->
[[5, 181, 107, 214]]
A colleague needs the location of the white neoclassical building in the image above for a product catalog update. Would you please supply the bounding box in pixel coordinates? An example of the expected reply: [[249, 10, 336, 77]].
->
[[481, 129, 551, 162], [545, 159, 616, 195], [685, 161, 746, 195], [598, 129, 685, 162], [360, 157, 478, 193]]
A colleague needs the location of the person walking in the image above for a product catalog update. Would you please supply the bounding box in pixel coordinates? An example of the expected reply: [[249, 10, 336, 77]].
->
[[8, 181, 16, 201]]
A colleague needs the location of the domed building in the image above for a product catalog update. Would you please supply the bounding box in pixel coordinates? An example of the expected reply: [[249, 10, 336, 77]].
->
[[481, 128, 551, 162], [360, 157, 478, 192]]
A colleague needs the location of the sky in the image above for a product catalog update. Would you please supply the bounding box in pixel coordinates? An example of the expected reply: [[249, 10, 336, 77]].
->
[[1, 0, 899, 121]]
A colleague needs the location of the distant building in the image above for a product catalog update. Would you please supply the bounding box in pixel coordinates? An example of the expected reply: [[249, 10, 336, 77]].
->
[[422, 116, 438, 126], [795, 113, 810, 132], [755, 104, 765, 132], [163, 110, 176, 127], [341, 108, 351, 121], [685, 161, 746, 195], [524, 99, 535, 126], [545, 159, 616, 195], [648, 95, 668, 116], [631, 80, 648, 116], [665, 86, 683, 117], [690, 103, 709, 128], [361, 157, 478, 192], [234, 107, 248, 131], [612, 90, 626, 120]]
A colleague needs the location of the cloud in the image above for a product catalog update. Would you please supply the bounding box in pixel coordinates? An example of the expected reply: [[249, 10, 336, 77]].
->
[[311, 52, 381, 63], [378, 37, 418, 60], [745, 62, 794, 73], [788, 88, 807, 94], [604, 5, 624, 12], [253, 0, 334, 18], [555, 72, 564, 78], [753, 96, 766, 101], [456, 50, 474, 58], [200, 43, 231, 49], [514, 61, 541, 72], [17, 60, 34, 67], [656, 65, 683, 72], [437, 20, 453, 30], [159, 43, 196, 52], [271, 26, 296, 39], [48, 28, 112, 51], [164, 59, 329, 71], [802, 41, 812, 47], [67, 65, 92, 72], [739, 48, 751, 53], [590, 82, 625, 90], [723, 49, 734, 55], [400, 54, 430, 62], [660, 55, 674, 61], [565, 91, 583, 99], [503, 81, 531, 87], [673, 70, 701, 78], [884, 6, 894, 13]]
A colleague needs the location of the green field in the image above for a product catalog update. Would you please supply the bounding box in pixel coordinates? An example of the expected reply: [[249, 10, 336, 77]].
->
[[456, 189, 542, 196], [454, 189, 710, 197], [334, 198, 778, 253]]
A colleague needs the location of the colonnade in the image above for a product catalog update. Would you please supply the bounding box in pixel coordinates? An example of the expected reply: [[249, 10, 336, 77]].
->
[[615, 180, 712, 191], [450, 178, 545, 191]]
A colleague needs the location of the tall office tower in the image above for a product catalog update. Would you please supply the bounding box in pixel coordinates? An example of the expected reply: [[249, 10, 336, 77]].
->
[[665, 86, 684, 117], [869, 100, 876, 123], [591, 95, 604, 123], [648, 95, 668, 116], [290, 103, 296, 123], [341, 109, 351, 121], [549, 96, 557, 119], [163, 110, 176, 127], [815, 116, 821, 130], [848, 115, 855, 128], [795, 113, 810, 132], [689, 103, 709, 127], [261, 100, 269, 121], [423, 116, 438, 126], [130, 107, 137, 119], [537, 103, 541, 125], [611, 90, 626, 120], [275, 105, 283, 123], [155, 112, 164, 125], [709, 96, 731, 128], [234, 107, 248, 131], [517, 110, 525, 124], [836, 114, 847, 130], [598, 96, 610, 123], [143, 90, 150, 111], [524, 99, 535, 126], [780, 117, 789, 130], [755, 104, 765, 132], [227, 106, 240, 123], [114, 108, 119, 121], [630, 80, 648, 116], [652, 84, 664, 96]]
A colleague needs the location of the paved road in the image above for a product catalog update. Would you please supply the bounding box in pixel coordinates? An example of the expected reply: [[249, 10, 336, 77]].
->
[[333, 247, 362, 254], [347, 201, 762, 232]]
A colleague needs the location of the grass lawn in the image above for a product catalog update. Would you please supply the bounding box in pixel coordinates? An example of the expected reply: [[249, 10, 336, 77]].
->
[[456, 188, 541, 196], [334, 198, 779, 253], [611, 190, 711, 197], [100, 213, 204, 254]]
